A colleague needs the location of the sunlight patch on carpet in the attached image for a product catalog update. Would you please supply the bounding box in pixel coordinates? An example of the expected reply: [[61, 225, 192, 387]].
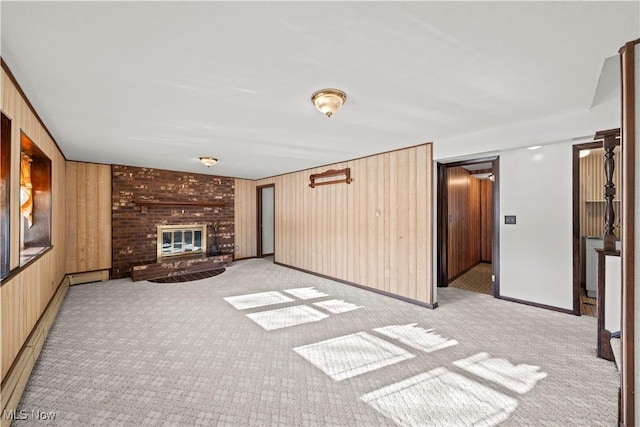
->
[[283, 287, 329, 300], [313, 299, 362, 314], [373, 324, 458, 353], [453, 352, 547, 394], [246, 306, 329, 331], [360, 367, 517, 427], [294, 332, 414, 381], [223, 291, 294, 310]]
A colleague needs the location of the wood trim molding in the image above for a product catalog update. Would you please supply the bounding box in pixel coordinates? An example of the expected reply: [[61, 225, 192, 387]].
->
[[619, 38, 637, 427], [571, 145, 581, 315], [274, 261, 438, 310], [491, 157, 500, 297], [0, 58, 66, 161], [496, 295, 574, 315], [436, 163, 448, 287], [436, 156, 499, 293], [442, 156, 498, 169]]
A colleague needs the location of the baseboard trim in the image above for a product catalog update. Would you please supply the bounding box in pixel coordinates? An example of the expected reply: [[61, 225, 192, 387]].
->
[[496, 295, 574, 315], [1, 275, 70, 427], [274, 262, 438, 310], [233, 256, 258, 261], [68, 269, 109, 285]]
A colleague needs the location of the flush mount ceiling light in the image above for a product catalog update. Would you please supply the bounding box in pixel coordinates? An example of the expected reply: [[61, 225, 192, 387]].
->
[[199, 156, 218, 167], [311, 88, 347, 118]]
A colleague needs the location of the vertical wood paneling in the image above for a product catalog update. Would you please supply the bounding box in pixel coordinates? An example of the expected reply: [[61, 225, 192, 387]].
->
[[233, 178, 257, 259], [235, 145, 433, 305], [447, 167, 484, 279], [65, 161, 111, 274], [1, 68, 66, 381], [468, 176, 481, 264], [447, 167, 467, 278]]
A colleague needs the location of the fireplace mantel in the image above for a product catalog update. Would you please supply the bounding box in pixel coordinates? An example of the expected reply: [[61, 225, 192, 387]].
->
[[134, 200, 225, 213], [134, 200, 225, 208]]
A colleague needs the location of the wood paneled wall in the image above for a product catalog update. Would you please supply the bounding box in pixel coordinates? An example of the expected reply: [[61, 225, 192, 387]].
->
[[242, 144, 433, 305], [447, 167, 480, 279], [234, 179, 257, 259], [1, 66, 67, 381], [580, 147, 621, 239], [480, 178, 493, 262], [65, 161, 112, 274]]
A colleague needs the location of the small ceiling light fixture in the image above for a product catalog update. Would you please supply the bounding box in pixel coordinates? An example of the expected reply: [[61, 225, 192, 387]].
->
[[311, 88, 347, 118], [579, 149, 591, 158], [199, 156, 218, 167]]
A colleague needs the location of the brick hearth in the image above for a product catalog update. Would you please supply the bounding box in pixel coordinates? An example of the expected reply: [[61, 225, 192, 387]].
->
[[131, 253, 233, 282]]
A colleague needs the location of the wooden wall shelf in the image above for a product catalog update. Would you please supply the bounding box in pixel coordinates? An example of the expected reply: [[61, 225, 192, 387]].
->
[[134, 200, 225, 211], [309, 168, 353, 188]]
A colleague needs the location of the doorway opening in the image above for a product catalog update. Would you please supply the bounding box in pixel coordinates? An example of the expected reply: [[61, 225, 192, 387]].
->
[[257, 184, 275, 260], [437, 157, 499, 296], [572, 141, 621, 317]]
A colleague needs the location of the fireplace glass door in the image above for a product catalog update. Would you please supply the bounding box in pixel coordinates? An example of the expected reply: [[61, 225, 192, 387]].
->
[[158, 225, 206, 259]]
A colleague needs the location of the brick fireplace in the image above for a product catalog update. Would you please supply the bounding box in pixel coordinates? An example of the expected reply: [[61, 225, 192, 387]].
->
[[111, 165, 234, 279]]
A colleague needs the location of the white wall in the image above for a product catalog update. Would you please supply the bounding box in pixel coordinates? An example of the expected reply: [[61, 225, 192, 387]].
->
[[604, 255, 621, 332], [431, 57, 622, 311], [499, 143, 574, 309]]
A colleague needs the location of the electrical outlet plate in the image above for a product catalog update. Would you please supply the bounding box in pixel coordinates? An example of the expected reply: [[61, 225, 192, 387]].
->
[[504, 215, 516, 225]]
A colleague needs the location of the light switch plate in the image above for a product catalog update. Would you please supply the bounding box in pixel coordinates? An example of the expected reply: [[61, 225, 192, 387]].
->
[[505, 215, 516, 225]]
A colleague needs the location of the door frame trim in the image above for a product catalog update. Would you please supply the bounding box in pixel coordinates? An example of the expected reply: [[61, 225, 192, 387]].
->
[[436, 156, 500, 296]]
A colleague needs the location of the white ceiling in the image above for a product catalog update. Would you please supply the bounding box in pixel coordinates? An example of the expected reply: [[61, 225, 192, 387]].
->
[[1, 1, 638, 179]]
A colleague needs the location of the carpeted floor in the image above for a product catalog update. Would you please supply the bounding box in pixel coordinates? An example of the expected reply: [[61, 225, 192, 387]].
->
[[14, 258, 617, 426], [448, 263, 493, 295]]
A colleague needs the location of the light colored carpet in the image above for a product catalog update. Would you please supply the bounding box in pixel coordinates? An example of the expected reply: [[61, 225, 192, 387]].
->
[[14, 259, 617, 426]]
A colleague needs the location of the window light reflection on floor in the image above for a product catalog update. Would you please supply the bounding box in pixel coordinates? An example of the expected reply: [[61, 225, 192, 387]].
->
[[360, 367, 518, 427], [246, 305, 329, 331], [453, 352, 547, 394], [313, 299, 362, 314], [283, 287, 329, 300], [223, 291, 294, 310], [294, 332, 414, 381], [373, 324, 458, 353]]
